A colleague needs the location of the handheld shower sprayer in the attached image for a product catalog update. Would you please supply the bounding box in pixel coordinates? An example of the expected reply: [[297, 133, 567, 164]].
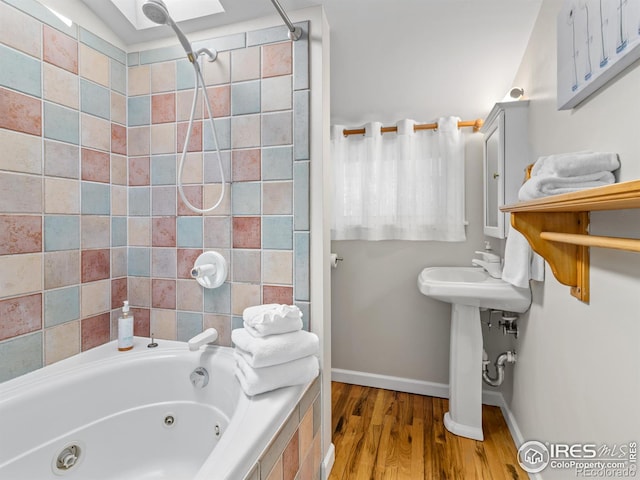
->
[[141, 0, 225, 214]]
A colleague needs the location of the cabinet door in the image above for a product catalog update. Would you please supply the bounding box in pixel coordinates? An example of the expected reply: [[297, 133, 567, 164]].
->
[[483, 112, 505, 238]]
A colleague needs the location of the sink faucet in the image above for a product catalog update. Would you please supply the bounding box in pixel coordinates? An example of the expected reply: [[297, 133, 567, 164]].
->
[[472, 250, 502, 279], [188, 328, 219, 351]]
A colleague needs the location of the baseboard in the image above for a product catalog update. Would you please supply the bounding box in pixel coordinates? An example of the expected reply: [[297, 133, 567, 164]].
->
[[321, 442, 335, 480]]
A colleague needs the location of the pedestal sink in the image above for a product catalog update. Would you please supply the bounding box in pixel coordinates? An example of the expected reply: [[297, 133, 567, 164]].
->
[[417, 266, 531, 440]]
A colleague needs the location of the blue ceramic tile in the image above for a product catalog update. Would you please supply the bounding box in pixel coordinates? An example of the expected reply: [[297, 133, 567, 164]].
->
[[262, 111, 292, 146], [176, 59, 195, 91], [151, 248, 177, 278], [128, 187, 151, 216], [203, 151, 231, 183], [0, 44, 41, 97], [79, 28, 127, 64], [80, 79, 110, 120], [231, 316, 244, 331], [4, 0, 76, 37], [177, 217, 203, 248], [44, 102, 79, 145], [232, 182, 260, 215], [139, 45, 184, 65], [246, 25, 289, 46], [192, 33, 245, 53], [0, 332, 43, 382], [128, 96, 150, 126], [44, 140, 79, 179], [128, 247, 150, 277], [177, 311, 203, 342], [294, 161, 309, 231], [44, 215, 79, 251], [204, 282, 231, 314], [295, 301, 310, 331], [262, 146, 293, 180], [127, 52, 139, 66], [294, 232, 310, 301], [293, 22, 309, 91], [81, 182, 110, 215], [203, 118, 230, 151], [111, 60, 126, 94], [294, 90, 309, 160], [232, 250, 261, 283], [231, 81, 260, 115], [263, 216, 293, 250], [151, 155, 177, 185], [44, 286, 80, 327], [152, 186, 176, 216], [112, 216, 127, 247]]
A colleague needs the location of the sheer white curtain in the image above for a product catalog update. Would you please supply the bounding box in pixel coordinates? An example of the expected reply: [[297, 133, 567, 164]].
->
[[331, 117, 466, 241]]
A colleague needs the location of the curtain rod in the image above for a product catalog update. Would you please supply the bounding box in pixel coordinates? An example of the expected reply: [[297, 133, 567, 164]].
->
[[269, 0, 302, 41], [342, 119, 484, 137]]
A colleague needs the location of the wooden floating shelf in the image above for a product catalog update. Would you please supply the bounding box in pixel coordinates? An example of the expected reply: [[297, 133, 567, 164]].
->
[[501, 179, 640, 303]]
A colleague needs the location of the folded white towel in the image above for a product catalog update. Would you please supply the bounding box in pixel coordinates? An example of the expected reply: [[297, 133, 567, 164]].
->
[[502, 228, 544, 289], [518, 171, 615, 201], [231, 328, 319, 368], [234, 354, 319, 396], [530, 152, 619, 178], [242, 304, 303, 337]]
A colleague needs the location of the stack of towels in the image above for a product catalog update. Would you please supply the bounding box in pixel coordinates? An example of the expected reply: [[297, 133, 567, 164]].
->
[[503, 152, 619, 288], [232, 304, 320, 396]]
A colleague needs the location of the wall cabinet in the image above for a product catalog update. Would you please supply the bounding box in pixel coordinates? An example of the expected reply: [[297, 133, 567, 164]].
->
[[480, 101, 530, 238]]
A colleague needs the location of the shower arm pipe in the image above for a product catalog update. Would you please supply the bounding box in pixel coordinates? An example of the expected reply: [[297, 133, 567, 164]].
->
[[342, 119, 484, 137], [269, 0, 302, 41]]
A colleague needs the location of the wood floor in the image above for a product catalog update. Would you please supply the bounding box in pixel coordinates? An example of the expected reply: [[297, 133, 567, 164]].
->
[[329, 382, 525, 480]]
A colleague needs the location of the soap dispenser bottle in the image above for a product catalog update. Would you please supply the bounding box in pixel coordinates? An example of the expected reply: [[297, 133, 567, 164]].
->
[[118, 301, 134, 351]]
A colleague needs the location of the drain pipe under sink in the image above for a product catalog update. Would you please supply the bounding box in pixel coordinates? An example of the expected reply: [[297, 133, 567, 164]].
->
[[482, 349, 517, 387]]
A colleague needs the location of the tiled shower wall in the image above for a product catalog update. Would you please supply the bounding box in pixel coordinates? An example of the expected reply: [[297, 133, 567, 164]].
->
[[0, 0, 311, 381], [126, 22, 310, 347]]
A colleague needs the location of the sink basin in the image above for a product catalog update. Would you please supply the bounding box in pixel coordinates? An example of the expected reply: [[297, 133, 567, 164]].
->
[[418, 266, 531, 312]]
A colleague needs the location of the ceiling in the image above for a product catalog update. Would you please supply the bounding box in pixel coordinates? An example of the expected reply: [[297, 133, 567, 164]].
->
[[76, 0, 543, 124]]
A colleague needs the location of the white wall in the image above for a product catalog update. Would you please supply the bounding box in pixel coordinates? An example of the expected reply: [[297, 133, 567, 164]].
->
[[505, 2, 640, 477]]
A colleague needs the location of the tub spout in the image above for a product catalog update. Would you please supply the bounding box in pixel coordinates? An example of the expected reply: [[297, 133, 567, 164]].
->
[[188, 328, 219, 351]]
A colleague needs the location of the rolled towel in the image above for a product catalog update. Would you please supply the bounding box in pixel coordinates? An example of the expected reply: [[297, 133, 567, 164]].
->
[[234, 353, 319, 396], [530, 152, 619, 177], [518, 171, 615, 201], [232, 328, 319, 368], [242, 304, 303, 337]]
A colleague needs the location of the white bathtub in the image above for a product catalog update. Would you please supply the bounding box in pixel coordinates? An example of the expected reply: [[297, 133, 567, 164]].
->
[[0, 338, 310, 480]]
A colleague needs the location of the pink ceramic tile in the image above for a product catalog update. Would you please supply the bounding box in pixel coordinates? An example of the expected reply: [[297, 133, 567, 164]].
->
[[232, 149, 261, 181], [203, 314, 231, 346], [299, 406, 314, 460], [0, 215, 42, 255], [151, 61, 176, 93], [262, 42, 292, 78], [81, 148, 110, 183], [45, 320, 80, 365], [177, 185, 203, 216], [82, 114, 110, 152], [111, 155, 127, 186], [263, 285, 293, 305], [128, 65, 150, 96], [232, 217, 261, 249], [129, 157, 150, 186], [282, 429, 299, 480], [177, 90, 202, 122], [128, 127, 150, 156], [152, 217, 176, 247], [81, 312, 110, 351], [111, 123, 127, 155], [0, 2, 41, 58], [176, 121, 202, 153], [0, 88, 42, 136], [206, 85, 230, 118], [177, 249, 202, 279], [45, 250, 80, 289], [177, 279, 203, 311], [263, 181, 292, 214], [0, 293, 42, 341], [43, 25, 78, 74], [231, 283, 261, 316], [79, 44, 109, 87], [81, 249, 110, 283], [152, 279, 176, 309], [128, 277, 151, 308], [131, 307, 151, 337], [111, 278, 128, 310], [152, 93, 176, 124]]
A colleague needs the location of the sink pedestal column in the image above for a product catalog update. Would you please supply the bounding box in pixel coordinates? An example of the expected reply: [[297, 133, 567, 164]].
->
[[444, 303, 484, 441]]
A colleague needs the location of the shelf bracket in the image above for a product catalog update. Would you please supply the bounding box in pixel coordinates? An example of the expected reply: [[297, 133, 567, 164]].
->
[[510, 211, 590, 303]]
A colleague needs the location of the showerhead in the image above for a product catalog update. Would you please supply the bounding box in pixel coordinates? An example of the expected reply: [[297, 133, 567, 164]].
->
[[142, 0, 196, 62], [142, 0, 170, 25]]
